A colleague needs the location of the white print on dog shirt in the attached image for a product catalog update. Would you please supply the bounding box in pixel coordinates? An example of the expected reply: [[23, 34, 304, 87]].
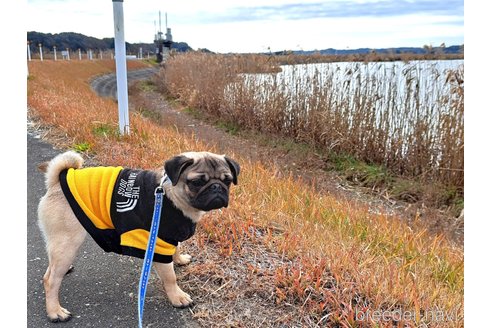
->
[[116, 172, 140, 212]]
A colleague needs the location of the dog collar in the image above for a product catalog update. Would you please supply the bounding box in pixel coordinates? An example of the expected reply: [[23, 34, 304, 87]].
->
[[159, 172, 171, 191]]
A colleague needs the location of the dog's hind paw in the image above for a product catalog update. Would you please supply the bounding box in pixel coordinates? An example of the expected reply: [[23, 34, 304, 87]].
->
[[48, 307, 72, 323], [174, 253, 192, 266], [65, 265, 75, 275]]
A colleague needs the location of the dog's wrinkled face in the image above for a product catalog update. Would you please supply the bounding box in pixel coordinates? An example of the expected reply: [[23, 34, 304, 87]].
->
[[164, 152, 240, 211]]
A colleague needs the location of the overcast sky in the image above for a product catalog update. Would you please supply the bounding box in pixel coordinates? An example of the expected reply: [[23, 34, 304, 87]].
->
[[26, 0, 464, 53]]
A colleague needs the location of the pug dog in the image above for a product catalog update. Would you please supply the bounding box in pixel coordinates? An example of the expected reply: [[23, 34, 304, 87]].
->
[[37, 151, 240, 322]]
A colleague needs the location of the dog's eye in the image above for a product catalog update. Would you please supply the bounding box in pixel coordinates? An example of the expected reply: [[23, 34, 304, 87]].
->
[[189, 178, 206, 187], [223, 177, 232, 186]]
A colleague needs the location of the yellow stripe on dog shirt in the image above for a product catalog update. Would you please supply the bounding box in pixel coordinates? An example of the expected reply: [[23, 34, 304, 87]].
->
[[66, 166, 123, 229], [120, 229, 177, 255]]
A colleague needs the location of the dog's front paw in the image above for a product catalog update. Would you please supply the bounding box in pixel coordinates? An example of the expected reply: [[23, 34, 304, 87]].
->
[[173, 253, 192, 266], [167, 287, 193, 308], [47, 306, 72, 323]]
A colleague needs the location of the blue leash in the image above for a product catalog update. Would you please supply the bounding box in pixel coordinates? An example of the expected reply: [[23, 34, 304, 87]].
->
[[138, 175, 167, 328]]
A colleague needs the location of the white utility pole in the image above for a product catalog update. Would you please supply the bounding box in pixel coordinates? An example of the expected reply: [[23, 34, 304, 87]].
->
[[112, 0, 130, 135], [27, 41, 31, 61], [53, 46, 57, 61], [78, 49, 82, 60], [39, 44, 43, 61], [66, 48, 70, 60]]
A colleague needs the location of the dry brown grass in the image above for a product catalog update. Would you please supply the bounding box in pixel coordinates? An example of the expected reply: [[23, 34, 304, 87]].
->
[[158, 53, 464, 193], [28, 60, 463, 327]]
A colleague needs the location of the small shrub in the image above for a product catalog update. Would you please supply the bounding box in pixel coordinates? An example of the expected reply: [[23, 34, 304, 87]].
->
[[92, 123, 118, 138], [217, 120, 240, 135], [72, 142, 91, 153]]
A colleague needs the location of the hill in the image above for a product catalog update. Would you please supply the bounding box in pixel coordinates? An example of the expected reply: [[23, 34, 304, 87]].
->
[[276, 44, 463, 56], [27, 31, 193, 55]]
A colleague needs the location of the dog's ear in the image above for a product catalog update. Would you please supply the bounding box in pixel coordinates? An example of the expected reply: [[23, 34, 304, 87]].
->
[[224, 156, 240, 185], [165, 155, 194, 186]]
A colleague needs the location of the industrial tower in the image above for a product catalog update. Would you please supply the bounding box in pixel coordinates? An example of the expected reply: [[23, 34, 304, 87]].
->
[[154, 11, 173, 63]]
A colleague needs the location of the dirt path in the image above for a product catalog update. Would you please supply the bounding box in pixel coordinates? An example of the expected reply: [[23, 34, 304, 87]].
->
[[128, 81, 463, 246], [91, 67, 158, 99]]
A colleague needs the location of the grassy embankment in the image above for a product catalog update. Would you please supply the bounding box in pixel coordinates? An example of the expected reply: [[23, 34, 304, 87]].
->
[[28, 60, 463, 327]]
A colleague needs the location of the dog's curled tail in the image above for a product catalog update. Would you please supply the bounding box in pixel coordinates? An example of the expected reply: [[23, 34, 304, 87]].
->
[[39, 151, 84, 189]]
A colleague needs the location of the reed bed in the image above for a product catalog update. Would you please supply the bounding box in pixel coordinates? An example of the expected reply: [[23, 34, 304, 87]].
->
[[28, 60, 463, 327], [273, 51, 464, 65], [158, 53, 464, 191]]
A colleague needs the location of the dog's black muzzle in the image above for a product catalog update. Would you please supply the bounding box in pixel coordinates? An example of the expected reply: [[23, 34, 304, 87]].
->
[[192, 182, 229, 211]]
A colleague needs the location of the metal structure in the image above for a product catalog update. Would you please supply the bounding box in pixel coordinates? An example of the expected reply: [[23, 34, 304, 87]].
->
[[154, 11, 173, 63]]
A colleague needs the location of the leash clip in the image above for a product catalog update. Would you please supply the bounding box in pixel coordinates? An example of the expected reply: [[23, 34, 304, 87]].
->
[[154, 185, 164, 196]]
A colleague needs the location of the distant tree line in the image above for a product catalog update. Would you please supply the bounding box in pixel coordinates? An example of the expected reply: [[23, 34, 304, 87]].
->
[[273, 44, 464, 56], [268, 43, 463, 64], [27, 31, 194, 55]]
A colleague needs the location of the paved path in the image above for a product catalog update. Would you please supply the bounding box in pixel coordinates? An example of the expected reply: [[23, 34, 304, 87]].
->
[[90, 67, 159, 100], [27, 78, 195, 327]]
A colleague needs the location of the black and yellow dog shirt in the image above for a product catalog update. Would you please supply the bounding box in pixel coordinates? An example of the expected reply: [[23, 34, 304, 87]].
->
[[59, 167, 196, 263]]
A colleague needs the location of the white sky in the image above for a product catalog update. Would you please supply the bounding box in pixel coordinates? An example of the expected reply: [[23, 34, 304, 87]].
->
[[26, 0, 464, 53]]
